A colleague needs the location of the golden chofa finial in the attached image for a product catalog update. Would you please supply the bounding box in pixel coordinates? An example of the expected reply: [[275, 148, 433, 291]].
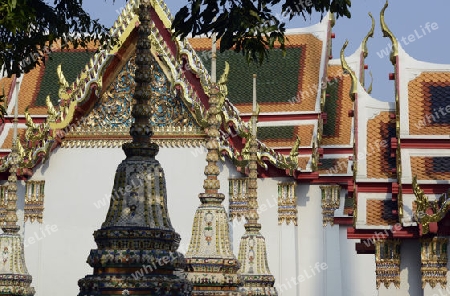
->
[[380, 0, 398, 65], [362, 12, 375, 59], [340, 40, 358, 101]]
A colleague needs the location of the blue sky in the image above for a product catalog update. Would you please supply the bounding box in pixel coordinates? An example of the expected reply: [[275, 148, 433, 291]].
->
[[83, 0, 450, 102]]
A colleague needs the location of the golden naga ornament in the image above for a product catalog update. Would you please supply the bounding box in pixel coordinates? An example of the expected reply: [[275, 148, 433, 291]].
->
[[412, 176, 450, 235]]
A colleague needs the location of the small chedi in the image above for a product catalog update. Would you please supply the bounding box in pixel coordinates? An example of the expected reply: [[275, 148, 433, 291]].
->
[[184, 35, 241, 295], [237, 75, 278, 296]]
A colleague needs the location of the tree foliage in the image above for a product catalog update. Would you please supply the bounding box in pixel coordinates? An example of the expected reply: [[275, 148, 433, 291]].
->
[[172, 0, 351, 64], [0, 0, 112, 77]]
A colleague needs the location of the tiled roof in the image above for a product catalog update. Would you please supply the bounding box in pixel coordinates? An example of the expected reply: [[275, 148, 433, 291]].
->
[[366, 111, 396, 179], [410, 156, 450, 180], [257, 125, 313, 148], [190, 34, 323, 113], [35, 51, 95, 107], [366, 200, 397, 226], [321, 65, 353, 145], [0, 128, 26, 149], [9, 42, 98, 117], [17, 65, 46, 115], [318, 158, 348, 174], [0, 76, 14, 102], [408, 72, 450, 135], [297, 157, 310, 170]]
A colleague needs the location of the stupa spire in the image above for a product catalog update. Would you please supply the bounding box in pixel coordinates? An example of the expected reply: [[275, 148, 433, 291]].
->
[[78, 0, 191, 294], [184, 33, 242, 294], [237, 74, 278, 295], [0, 81, 35, 295]]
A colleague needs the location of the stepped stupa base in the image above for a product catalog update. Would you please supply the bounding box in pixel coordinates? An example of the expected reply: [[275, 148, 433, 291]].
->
[[78, 274, 191, 296], [239, 286, 278, 296], [238, 229, 278, 296]]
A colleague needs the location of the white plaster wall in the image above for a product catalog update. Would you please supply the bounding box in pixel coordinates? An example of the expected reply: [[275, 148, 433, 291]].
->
[[257, 177, 297, 296], [339, 226, 376, 296], [296, 184, 325, 295], [400, 240, 422, 296], [324, 225, 342, 296]]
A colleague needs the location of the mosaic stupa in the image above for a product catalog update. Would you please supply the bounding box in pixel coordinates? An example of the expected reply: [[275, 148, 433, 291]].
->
[[184, 36, 242, 295], [77, 0, 192, 294], [237, 75, 277, 296]]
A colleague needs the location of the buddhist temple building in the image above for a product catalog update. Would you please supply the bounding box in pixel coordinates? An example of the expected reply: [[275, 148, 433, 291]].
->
[[1, 0, 450, 295]]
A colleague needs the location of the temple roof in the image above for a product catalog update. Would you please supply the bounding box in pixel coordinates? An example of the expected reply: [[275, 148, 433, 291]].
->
[[191, 32, 325, 114], [0, 0, 338, 178]]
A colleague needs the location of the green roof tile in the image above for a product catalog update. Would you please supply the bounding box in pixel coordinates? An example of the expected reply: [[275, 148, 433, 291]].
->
[[344, 197, 354, 209], [257, 126, 295, 140], [319, 158, 336, 169], [36, 51, 95, 106], [198, 48, 302, 105], [323, 78, 340, 137]]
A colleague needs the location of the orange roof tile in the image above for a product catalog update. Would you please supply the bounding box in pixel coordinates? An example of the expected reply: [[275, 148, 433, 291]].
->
[[410, 156, 450, 180], [408, 72, 450, 135], [0, 76, 14, 103], [17, 65, 45, 115], [366, 111, 395, 179], [1, 128, 26, 150], [366, 200, 397, 226], [297, 157, 310, 170]]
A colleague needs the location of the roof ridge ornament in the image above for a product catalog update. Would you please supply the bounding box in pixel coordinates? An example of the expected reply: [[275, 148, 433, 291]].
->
[[361, 12, 375, 89], [361, 12, 375, 59], [380, 0, 398, 65], [340, 40, 358, 101]]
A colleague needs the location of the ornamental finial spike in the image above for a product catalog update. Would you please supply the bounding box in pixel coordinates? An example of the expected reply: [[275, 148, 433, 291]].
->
[[340, 40, 358, 101], [252, 73, 258, 137], [380, 0, 398, 65], [211, 32, 217, 83]]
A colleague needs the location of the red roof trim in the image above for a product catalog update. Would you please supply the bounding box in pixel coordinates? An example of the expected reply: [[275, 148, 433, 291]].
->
[[347, 225, 418, 239], [240, 113, 319, 122], [401, 138, 450, 148]]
